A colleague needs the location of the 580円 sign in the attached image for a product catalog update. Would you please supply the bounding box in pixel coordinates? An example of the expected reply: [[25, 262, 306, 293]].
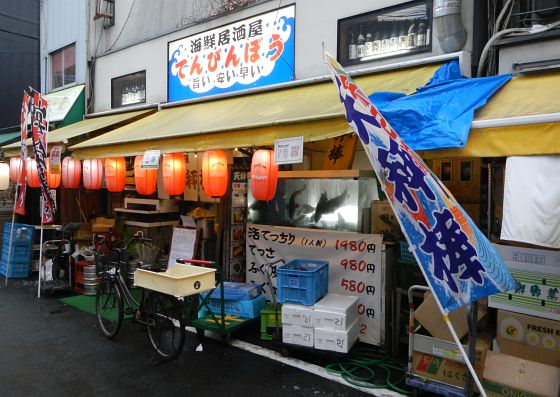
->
[[245, 224, 384, 346]]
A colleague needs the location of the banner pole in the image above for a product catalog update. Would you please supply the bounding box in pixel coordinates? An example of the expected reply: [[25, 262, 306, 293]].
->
[[5, 183, 20, 286], [37, 198, 44, 298]]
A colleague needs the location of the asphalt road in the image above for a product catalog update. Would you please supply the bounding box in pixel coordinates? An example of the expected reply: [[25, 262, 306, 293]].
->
[[0, 280, 377, 397]]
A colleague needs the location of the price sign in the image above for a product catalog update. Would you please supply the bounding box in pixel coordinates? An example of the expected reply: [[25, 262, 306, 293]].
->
[[274, 136, 303, 165], [168, 227, 197, 267], [141, 150, 161, 169], [49, 145, 63, 174], [246, 224, 384, 346]]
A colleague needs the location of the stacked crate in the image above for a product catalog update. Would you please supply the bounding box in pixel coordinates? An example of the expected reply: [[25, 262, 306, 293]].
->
[[0, 223, 35, 278]]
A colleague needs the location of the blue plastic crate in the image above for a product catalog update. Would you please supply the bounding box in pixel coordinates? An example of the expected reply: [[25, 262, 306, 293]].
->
[[202, 282, 262, 301], [1, 248, 32, 264], [2, 223, 34, 245], [399, 241, 416, 263], [277, 259, 328, 306], [199, 294, 266, 319], [0, 260, 30, 278]]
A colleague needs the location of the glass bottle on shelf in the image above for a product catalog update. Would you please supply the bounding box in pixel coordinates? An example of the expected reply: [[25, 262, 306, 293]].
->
[[398, 20, 408, 50], [389, 20, 399, 52], [373, 24, 381, 55], [380, 22, 390, 54], [356, 25, 365, 58], [407, 19, 417, 49], [426, 22, 431, 46], [364, 25, 373, 57], [417, 22, 427, 47], [348, 30, 357, 60]]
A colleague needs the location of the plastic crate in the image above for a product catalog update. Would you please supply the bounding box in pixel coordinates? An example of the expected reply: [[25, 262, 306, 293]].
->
[[2, 223, 34, 245], [277, 259, 328, 306], [199, 294, 267, 319], [260, 304, 282, 340], [202, 281, 262, 301], [399, 240, 416, 263], [0, 260, 30, 278], [1, 248, 32, 264]]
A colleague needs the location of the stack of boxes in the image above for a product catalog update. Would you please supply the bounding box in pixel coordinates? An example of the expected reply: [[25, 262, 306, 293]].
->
[[0, 223, 35, 278], [282, 293, 360, 353]]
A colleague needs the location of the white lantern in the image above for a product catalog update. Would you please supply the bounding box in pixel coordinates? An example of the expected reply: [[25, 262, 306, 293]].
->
[[0, 163, 10, 190]]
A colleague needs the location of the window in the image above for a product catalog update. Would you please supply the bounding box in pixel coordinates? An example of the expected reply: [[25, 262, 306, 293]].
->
[[337, 0, 433, 67], [51, 44, 76, 89], [111, 71, 146, 108], [460, 161, 472, 182], [440, 161, 452, 182]]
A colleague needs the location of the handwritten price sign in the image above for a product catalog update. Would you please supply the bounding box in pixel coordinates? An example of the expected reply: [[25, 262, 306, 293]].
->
[[246, 224, 384, 346]]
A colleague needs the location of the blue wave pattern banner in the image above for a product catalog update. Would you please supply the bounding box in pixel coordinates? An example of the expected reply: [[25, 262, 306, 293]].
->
[[324, 52, 516, 312]]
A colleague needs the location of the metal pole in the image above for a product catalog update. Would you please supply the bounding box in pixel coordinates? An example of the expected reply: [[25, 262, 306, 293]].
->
[[37, 198, 44, 298], [5, 183, 20, 286]]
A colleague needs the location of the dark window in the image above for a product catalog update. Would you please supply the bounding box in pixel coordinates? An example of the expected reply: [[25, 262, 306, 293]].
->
[[460, 161, 472, 182], [51, 43, 76, 89], [440, 161, 452, 182], [111, 71, 146, 108]]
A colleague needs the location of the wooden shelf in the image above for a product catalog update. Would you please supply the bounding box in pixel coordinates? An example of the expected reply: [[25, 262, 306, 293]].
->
[[114, 208, 176, 214], [124, 220, 179, 228]]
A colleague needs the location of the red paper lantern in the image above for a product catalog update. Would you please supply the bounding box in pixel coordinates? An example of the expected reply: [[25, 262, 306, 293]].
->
[[201, 150, 228, 198], [82, 159, 103, 190], [62, 157, 81, 189], [251, 149, 279, 201], [105, 157, 126, 193], [134, 155, 157, 195], [162, 153, 186, 196], [9, 156, 22, 183], [0, 163, 10, 190], [46, 158, 61, 189], [26, 158, 40, 188]]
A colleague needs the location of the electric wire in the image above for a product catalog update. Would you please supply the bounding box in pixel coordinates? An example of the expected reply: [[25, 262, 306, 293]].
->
[[324, 348, 412, 395]]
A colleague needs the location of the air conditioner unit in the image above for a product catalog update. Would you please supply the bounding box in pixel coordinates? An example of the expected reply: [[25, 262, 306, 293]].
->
[[532, 0, 560, 24]]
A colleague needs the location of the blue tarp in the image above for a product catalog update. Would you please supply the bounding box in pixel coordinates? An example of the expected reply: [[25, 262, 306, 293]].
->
[[369, 60, 512, 150]]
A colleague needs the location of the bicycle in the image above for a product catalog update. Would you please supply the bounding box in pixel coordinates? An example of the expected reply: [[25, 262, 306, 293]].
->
[[95, 231, 186, 362]]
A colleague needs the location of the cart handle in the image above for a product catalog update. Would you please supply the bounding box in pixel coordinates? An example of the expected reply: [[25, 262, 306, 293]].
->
[[43, 239, 71, 245], [176, 258, 214, 266]]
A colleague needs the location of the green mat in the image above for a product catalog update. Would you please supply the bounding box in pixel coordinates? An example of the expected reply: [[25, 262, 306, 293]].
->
[[60, 289, 143, 321]]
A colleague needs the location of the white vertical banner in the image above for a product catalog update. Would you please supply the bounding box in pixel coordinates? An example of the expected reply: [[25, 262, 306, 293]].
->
[[246, 223, 384, 346]]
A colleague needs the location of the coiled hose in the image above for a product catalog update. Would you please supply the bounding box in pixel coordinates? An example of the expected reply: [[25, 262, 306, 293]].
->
[[325, 348, 412, 395]]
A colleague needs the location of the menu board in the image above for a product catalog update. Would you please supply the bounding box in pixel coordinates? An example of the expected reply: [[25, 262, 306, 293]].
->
[[168, 227, 197, 267]]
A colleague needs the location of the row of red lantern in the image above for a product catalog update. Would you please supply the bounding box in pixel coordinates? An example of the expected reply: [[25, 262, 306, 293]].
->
[[6, 149, 279, 200]]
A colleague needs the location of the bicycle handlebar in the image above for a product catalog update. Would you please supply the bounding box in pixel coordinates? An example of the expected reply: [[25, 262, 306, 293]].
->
[[176, 258, 213, 266]]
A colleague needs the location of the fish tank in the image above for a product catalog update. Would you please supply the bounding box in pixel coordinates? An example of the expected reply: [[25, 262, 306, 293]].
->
[[247, 171, 378, 232]]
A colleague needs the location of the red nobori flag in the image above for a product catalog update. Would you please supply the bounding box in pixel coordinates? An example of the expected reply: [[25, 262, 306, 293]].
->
[[14, 92, 29, 215], [29, 91, 56, 224]]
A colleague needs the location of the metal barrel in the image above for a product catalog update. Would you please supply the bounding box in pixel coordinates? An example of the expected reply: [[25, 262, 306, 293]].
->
[[127, 259, 141, 288], [83, 264, 101, 295]]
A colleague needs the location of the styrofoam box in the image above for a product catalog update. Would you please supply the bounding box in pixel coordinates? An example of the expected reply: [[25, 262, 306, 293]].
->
[[314, 318, 359, 353], [311, 293, 359, 331], [283, 323, 314, 347], [282, 303, 313, 327]]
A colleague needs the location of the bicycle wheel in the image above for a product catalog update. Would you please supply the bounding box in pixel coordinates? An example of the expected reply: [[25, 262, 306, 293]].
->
[[145, 292, 185, 361], [96, 280, 124, 338]]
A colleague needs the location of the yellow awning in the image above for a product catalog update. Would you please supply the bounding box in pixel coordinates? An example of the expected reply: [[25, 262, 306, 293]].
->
[[2, 108, 156, 157], [419, 70, 560, 159], [69, 64, 440, 159]]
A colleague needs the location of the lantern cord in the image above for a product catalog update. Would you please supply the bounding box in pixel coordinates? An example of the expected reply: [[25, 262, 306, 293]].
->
[[75, 191, 88, 223]]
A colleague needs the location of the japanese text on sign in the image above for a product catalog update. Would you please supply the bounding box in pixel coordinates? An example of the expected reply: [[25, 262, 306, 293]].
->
[[246, 224, 384, 346], [168, 6, 295, 101]]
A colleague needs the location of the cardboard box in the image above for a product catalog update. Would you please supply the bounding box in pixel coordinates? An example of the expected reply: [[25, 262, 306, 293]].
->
[[414, 291, 487, 342], [411, 333, 491, 390], [314, 318, 359, 353], [483, 351, 560, 397], [489, 244, 560, 321], [311, 293, 359, 331], [91, 217, 115, 233], [496, 310, 560, 367], [282, 323, 313, 347], [282, 303, 313, 327]]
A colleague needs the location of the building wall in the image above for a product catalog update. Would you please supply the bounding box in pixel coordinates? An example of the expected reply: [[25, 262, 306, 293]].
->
[[0, 0, 40, 130], [41, 0, 88, 93], [91, 0, 475, 112]]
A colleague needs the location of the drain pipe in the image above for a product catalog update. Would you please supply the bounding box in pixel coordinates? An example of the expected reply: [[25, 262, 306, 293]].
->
[[434, 0, 467, 53]]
